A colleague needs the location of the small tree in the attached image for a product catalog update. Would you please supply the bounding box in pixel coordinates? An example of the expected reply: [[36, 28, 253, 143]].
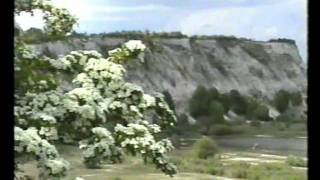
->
[[163, 90, 176, 113], [245, 98, 260, 119], [245, 98, 270, 121], [209, 101, 225, 124], [273, 90, 290, 113], [229, 90, 248, 115], [207, 87, 220, 101], [252, 105, 270, 121], [219, 93, 231, 113], [189, 85, 210, 117], [197, 101, 225, 135]]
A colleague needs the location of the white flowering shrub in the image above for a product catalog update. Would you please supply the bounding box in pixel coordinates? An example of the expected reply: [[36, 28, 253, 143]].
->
[[14, 127, 69, 180], [15, 0, 177, 179]]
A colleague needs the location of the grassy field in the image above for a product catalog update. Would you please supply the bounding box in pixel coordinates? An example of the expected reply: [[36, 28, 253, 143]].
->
[[19, 141, 307, 180], [204, 121, 307, 138], [231, 122, 307, 138], [17, 121, 307, 180]]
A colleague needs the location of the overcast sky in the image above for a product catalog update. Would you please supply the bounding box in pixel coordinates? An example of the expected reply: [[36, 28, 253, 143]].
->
[[15, 0, 307, 62]]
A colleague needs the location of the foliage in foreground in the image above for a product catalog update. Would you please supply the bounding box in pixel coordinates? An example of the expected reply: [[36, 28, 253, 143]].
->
[[246, 163, 306, 180], [14, 0, 177, 179], [286, 155, 307, 167]]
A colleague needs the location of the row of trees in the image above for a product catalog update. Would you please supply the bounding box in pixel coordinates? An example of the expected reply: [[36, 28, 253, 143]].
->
[[188, 86, 304, 134], [273, 89, 303, 113], [19, 28, 189, 43], [189, 86, 271, 121], [20, 27, 296, 46]]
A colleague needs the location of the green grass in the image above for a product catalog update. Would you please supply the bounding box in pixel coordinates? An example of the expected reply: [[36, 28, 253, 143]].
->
[[246, 163, 307, 180], [286, 155, 307, 167], [17, 134, 307, 180], [218, 122, 307, 138]]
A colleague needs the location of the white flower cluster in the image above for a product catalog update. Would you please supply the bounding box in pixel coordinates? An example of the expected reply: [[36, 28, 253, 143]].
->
[[115, 122, 157, 155], [115, 123, 149, 136], [137, 120, 161, 134], [107, 40, 146, 63], [80, 127, 122, 168], [108, 48, 122, 57], [34, 113, 57, 124], [47, 50, 102, 71], [14, 127, 69, 179], [14, 91, 65, 132], [72, 73, 94, 88], [39, 126, 58, 140], [124, 40, 146, 52], [150, 139, 174, 154], [113, 122, 176, 175], [84, 58, 125, 81], [66, 87, 101, 103], [43, 158, 70, 177], [15, 127, 58, 157], [91, 127, 113, 139], [141, 94, 156, 108]]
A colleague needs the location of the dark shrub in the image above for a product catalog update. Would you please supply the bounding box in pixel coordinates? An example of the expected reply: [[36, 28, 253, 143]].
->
[[219, 93, 231, 113], [268, 38, 296, 45], [273, 90, 290, 113], [245, 98, 260, 119], [208, 101, 225, 124], [162, 90, 176, 113], [193, 137, 219, 159], [211, 124, 242, 136], [252, 105, 270, 121], [189, 85, 210, 117], [207, 87, 220, 100], [229, 90, 248, 115]]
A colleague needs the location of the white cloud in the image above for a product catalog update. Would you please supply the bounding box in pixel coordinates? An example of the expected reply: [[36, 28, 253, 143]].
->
[[92, 4, 171, 13], [168, 0, 307, 61], [15, 0, 171, 29], [52, 0, 169, 19], [177, 7, 258, 36]]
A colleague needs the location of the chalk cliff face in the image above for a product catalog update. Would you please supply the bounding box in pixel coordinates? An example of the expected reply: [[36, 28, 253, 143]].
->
[[30, 37, 307, 111]]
